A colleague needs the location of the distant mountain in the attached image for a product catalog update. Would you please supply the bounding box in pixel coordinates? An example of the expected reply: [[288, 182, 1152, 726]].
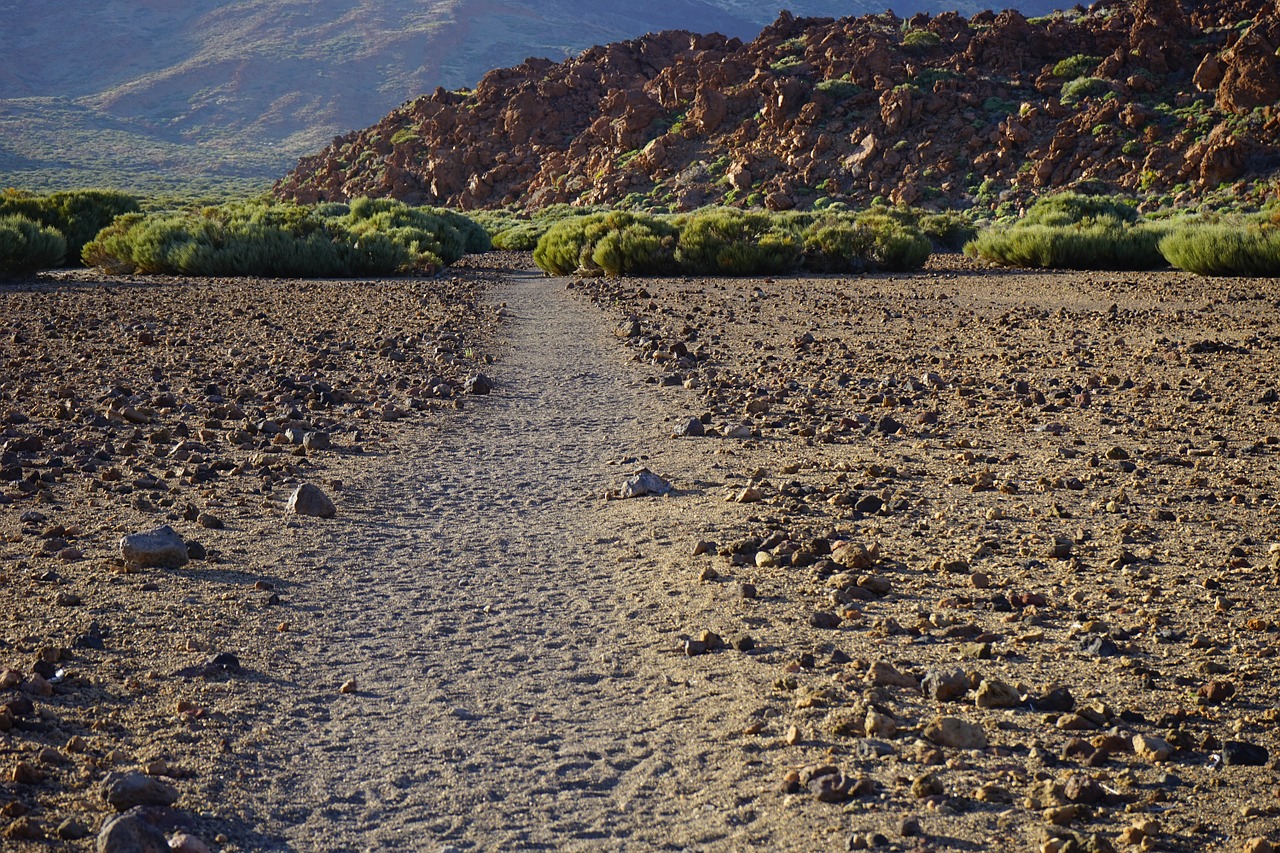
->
[[0, 0, 1065, 193]]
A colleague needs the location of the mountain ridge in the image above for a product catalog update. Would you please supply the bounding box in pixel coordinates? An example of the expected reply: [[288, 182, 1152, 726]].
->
[[0, 0, 1060, 192], [273, 0, 1280, 213]]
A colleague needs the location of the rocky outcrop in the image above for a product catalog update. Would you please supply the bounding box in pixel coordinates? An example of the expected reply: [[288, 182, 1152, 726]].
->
[[1215, 7, 1280, 112], [275, 0, 1280, 213]]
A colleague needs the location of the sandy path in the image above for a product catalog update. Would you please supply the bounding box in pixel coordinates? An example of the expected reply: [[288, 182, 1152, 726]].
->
[[233, 271, 804, 851]]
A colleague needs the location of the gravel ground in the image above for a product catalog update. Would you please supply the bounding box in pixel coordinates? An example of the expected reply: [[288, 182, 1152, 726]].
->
[[3, 254, 1279, 852]]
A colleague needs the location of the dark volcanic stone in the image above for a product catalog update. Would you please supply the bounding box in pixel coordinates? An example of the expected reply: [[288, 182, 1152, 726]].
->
[[1221, 740, 1268, 766]]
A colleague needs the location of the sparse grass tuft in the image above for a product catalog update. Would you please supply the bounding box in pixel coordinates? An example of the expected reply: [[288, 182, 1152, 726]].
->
[[1060, 76, 1110, 105]]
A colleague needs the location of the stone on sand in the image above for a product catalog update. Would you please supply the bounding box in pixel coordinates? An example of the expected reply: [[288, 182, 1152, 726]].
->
[[287, 483, 336, 518], [119, 525, 189, 569], [96, 808, 168, 853], [924, 716, 988, 749], [101, 771, 179, 811], [620, 469, 671, 498]]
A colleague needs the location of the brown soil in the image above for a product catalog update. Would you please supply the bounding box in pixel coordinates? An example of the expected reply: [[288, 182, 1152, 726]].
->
[[3, 255, 1279, 851]]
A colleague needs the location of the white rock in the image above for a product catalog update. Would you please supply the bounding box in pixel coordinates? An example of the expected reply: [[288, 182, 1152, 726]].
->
[[620, 469, 671, 498]]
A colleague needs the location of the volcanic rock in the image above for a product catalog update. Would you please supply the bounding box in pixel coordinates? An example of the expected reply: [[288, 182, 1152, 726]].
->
[[119, 526, 189, 569], [287, 483, 337, 518]]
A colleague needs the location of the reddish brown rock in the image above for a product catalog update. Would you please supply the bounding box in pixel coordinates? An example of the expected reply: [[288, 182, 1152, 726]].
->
[[273, 2, 1280, 213], [1217, 14, 1280, 113]]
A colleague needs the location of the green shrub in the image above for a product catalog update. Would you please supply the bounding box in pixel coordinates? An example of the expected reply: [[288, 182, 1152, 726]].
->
[[815, 79, 861, 100], [903, 30, 941, 51], [1159, 223, 1280, 276], [1023, 191, 1139, 227], [802, 220, 874, 272], [964, 220, 1168, 269], [869, 221, 933, 270], [492, 222, 547, 250], [425, 207, 492, 253], [479, 205, 607, 250], [533, 216, 595, 275], [1052, 54, 1102, 79], [534, 211, 677, 276], [0, 189, 139, 265], [1061, 76, 1110, 105], [313, 202, 351, 218], [532, 207, 933, 277], [342, 197, 464, 264], [918, 212, 977, 251], [80, 199, 484, 277], [982, 96, 1017, 116], [590, 217, 680, 276], [675, 209, 801, 275], [0, 215, 67, 272]]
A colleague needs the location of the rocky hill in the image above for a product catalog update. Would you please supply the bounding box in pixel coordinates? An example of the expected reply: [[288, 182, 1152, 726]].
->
[[274, 0, 1280, 213], [0, 0, 1059, 193]]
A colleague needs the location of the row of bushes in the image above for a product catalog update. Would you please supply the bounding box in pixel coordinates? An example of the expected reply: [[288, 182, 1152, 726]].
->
[[964, 192, 1280, 276], [532, 208, 934, 277], [83, 198, 491, 277], [0, 192, 492, 277], [475, 202, 974, 257], [6, 185, 1275, 278], [471, 204, 607, 251], [0, 189, 141, 271]]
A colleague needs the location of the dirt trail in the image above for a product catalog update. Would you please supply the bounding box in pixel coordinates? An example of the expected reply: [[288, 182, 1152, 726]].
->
[[232, 271, 810, 851]]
